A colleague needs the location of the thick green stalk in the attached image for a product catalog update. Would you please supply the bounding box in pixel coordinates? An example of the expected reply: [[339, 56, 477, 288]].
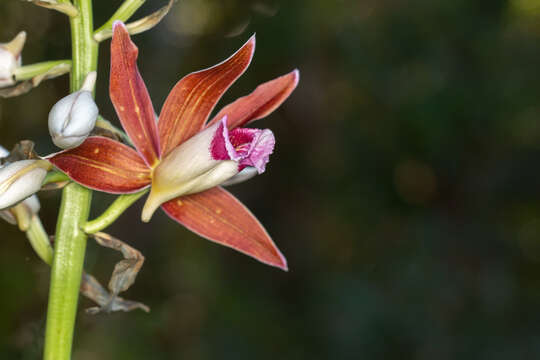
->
[[69, 0, 98, 93], [44, 0, 98, 359], [44, 185, 91, 359]]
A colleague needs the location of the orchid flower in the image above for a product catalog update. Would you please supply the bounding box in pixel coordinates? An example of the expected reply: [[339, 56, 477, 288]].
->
[[49, 22, 298, 270]]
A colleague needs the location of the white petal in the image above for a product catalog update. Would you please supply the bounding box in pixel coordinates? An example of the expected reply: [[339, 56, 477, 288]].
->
[[142, 159, 238, 222], [221, 166, 258, 186], [0, 209, 16, 225], [141, 120, 240, 222], [184, 161, 239, 195], [23, 194, 40, 214], [156, 121, 223, 184]]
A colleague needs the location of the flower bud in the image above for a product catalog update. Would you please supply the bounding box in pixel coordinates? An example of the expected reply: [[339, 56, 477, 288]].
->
[[48, 71, 98, 149], [0, 145, 14, 224], [0, 31, 25, 88], [0, 145, 41, 230], [0, 159, 50, 210]]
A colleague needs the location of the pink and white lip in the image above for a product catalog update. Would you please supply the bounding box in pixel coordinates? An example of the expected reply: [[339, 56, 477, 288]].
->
[[141, 117, 275, 222], [211, 117, 275, 172]]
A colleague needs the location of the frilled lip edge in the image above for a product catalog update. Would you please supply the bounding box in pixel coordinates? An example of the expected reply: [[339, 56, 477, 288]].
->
[[210, 117, 275, 173]]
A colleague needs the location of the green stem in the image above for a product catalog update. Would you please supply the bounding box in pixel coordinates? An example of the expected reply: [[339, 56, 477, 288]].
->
[[69, 0, 98, 93], [13, 60, 72, 81], [44, 185, 91, 360], [44, 0, 98, 359], [84, 189, 148, 234]]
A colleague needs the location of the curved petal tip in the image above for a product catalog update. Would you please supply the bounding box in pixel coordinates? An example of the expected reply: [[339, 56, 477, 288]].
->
[[112, 20, 126, 30]]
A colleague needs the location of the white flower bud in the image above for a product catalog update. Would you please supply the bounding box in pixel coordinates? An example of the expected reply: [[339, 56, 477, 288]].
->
[[0, 146, 13, 222], [48, 71, 98, 149], [0, 145, 15, 223], [0, 159, 49, 210], [0, 31, 25, 88], [0, 146, 41, 228]]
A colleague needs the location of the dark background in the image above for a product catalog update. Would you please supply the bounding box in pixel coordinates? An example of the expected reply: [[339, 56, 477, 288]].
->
[[2, 0, 540, 359]]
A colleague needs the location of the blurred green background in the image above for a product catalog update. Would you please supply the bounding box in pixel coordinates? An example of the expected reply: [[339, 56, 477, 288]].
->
[[3, 0, 540, 358]]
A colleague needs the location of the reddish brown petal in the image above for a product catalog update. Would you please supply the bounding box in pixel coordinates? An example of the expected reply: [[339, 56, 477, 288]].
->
[[161, 186, 287, 270], [158, 36, 255, 157], [110, 22, 160, 167], [49, 137, 151, 194], [209, 69, 300, 129]]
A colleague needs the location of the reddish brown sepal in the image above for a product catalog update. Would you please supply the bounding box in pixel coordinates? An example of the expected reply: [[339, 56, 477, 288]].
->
[[110, 22, 160, 167], [158, 36, 256, 157], [161, 186, 287, 270], [209, 69, 300, 129], [49, 137, 151, 194]]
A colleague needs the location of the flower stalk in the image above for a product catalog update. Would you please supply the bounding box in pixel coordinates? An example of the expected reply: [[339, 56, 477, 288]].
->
[[26, 215, 53, 265], [93, 0, 174, 42], [13, 60, 71, 81], [43, 0, 97, 359], [83, 189, 148, 234], [93, 0, 145, 37]]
